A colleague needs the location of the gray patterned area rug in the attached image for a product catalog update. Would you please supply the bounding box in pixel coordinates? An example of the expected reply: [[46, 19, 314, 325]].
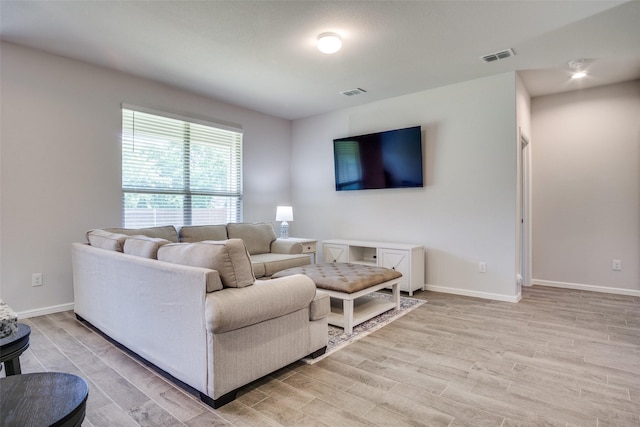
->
[[303, 292, 426, 364]]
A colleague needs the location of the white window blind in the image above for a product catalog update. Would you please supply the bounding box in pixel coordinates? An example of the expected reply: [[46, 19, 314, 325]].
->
[[121, 106, 243, 228]]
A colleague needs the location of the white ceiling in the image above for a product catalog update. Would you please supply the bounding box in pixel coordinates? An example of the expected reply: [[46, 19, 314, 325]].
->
[[2, 0, 639, 120]]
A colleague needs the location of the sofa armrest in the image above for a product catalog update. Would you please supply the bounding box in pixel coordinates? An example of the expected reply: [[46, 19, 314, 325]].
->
[[205, 274, 316, 333], [270, 239, 303, 254], [310, 290, 330, 321]]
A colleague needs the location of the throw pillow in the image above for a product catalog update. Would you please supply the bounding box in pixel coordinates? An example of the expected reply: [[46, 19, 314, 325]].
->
[[157, 239, 255, 288], [226, 222, 276, 255], [123, 235, 170, 259], [86, 229, 129, 252]]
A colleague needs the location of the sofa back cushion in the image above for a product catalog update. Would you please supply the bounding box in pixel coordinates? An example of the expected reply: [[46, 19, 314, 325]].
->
[[226, 222, 276, 255], [86, 229, 129, 252], [123, 235, 170, 259], [179, 225, 228, 243], [157, 239, 255, 288], [104, 225, 179, 243]]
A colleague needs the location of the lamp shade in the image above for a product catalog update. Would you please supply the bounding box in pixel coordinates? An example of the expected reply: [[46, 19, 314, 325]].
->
[[275, 206, 293, 222]]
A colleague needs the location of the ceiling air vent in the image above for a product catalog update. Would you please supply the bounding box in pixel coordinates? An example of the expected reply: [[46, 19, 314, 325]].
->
[[481, 48, 515, 63], [340, 88, 367, 96]]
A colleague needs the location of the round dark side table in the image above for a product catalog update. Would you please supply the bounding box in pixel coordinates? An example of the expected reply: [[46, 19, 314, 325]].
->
[[0, 372, 89, 426], [0, 323, 30, 375]]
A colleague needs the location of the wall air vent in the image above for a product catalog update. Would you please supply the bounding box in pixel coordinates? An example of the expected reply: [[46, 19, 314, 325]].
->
[[481, 48, 516, 63], [340, 88, 367, 96]]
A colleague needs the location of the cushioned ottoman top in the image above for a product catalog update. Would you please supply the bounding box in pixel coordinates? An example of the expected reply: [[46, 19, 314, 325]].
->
[[271, 263, 402, 294]]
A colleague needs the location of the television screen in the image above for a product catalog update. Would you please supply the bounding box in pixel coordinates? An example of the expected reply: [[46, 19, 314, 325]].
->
[[333, 126, 423, 191]]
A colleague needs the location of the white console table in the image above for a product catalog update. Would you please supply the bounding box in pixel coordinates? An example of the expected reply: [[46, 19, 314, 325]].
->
[[322, 239, 425, 295]]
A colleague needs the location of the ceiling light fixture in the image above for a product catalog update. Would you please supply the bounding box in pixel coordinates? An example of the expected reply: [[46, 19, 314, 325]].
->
[[568, 59, 587, 79], [317, 32, 342, 54]]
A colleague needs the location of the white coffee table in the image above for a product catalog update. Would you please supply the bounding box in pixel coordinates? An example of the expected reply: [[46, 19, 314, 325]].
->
[[272, 263, 402, 334]]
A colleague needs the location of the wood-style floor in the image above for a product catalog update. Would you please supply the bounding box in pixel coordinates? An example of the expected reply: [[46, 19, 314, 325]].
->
[[7, 286, 640, 426]]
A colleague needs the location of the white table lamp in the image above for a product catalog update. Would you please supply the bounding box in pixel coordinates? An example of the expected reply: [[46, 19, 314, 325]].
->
[[275, 206, 293, 239]]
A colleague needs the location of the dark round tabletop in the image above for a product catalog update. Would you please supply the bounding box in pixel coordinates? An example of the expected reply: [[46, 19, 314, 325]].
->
[[0, 372, 89, 427], [0, 323, 31, 360]]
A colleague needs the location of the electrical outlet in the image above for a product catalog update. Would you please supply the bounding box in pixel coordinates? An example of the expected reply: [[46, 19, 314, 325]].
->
[[479, 262, 487, 273], [612, 259, 621, 271], [32, 273, 43, 287]]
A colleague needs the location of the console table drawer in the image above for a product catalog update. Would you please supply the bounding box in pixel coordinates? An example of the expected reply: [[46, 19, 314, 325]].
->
[[301, 242, 316, 254]]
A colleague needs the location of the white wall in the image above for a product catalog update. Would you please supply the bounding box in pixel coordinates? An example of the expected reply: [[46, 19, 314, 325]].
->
[[0, 43, 292, 314], [531, 80, 640, 293], [291, 73, 520, 301]]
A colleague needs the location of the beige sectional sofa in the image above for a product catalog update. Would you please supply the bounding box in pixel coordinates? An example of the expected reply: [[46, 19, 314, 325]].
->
[[108, 222, 311, 278], [72, 223, 328, 408]]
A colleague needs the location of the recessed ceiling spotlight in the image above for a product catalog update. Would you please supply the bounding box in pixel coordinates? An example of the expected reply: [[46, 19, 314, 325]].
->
[[317, 32, 342, 54], [568, 59, 587, 79]]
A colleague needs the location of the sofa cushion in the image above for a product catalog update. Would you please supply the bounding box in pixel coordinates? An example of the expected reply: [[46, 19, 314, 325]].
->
[[179, 225, 228, 243], [123, 235, 170, 259], [250, 253, 311, 277], [158, 239, 255, 288], [226, 222, 276, 255], [105, 225, 179, 243], [86, 229, 129, 252], [251, 261, 267, 278], [205, 274, 317, 333]]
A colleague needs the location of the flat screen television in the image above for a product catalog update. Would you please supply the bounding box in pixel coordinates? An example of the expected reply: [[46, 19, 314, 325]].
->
[[333, 126, 423, 191]]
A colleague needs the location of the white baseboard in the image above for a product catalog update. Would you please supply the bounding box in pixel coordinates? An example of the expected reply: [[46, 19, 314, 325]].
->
[[424, 285, 521, 303], [532, 279, 640, 297], [16, 302, 75, 319]]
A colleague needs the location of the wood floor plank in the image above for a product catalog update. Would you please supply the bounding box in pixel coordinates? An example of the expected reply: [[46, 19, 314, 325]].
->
[[86, 402, 140, 427], [127, 399, 184, 426], [469, 381, 595, 426], [184, 410, 233, 427], [314, 357, 399, 391], [359, 404, 430, 427], [129, 374, 208, 422], [292, 361, 357, 391], [391, 382, 505, 426], [250, 396, 317, 426], [578, 388, 640, 425], [253, 376, 315, 410], [344, 380, 454, 426], [282, 372, 376, 417], [356, 358, 449, 395], [299, 398, 373, 427], [213, 400, 282, 427]]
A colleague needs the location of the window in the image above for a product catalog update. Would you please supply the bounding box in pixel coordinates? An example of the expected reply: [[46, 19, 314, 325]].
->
[[121, 106, 243, 228]]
